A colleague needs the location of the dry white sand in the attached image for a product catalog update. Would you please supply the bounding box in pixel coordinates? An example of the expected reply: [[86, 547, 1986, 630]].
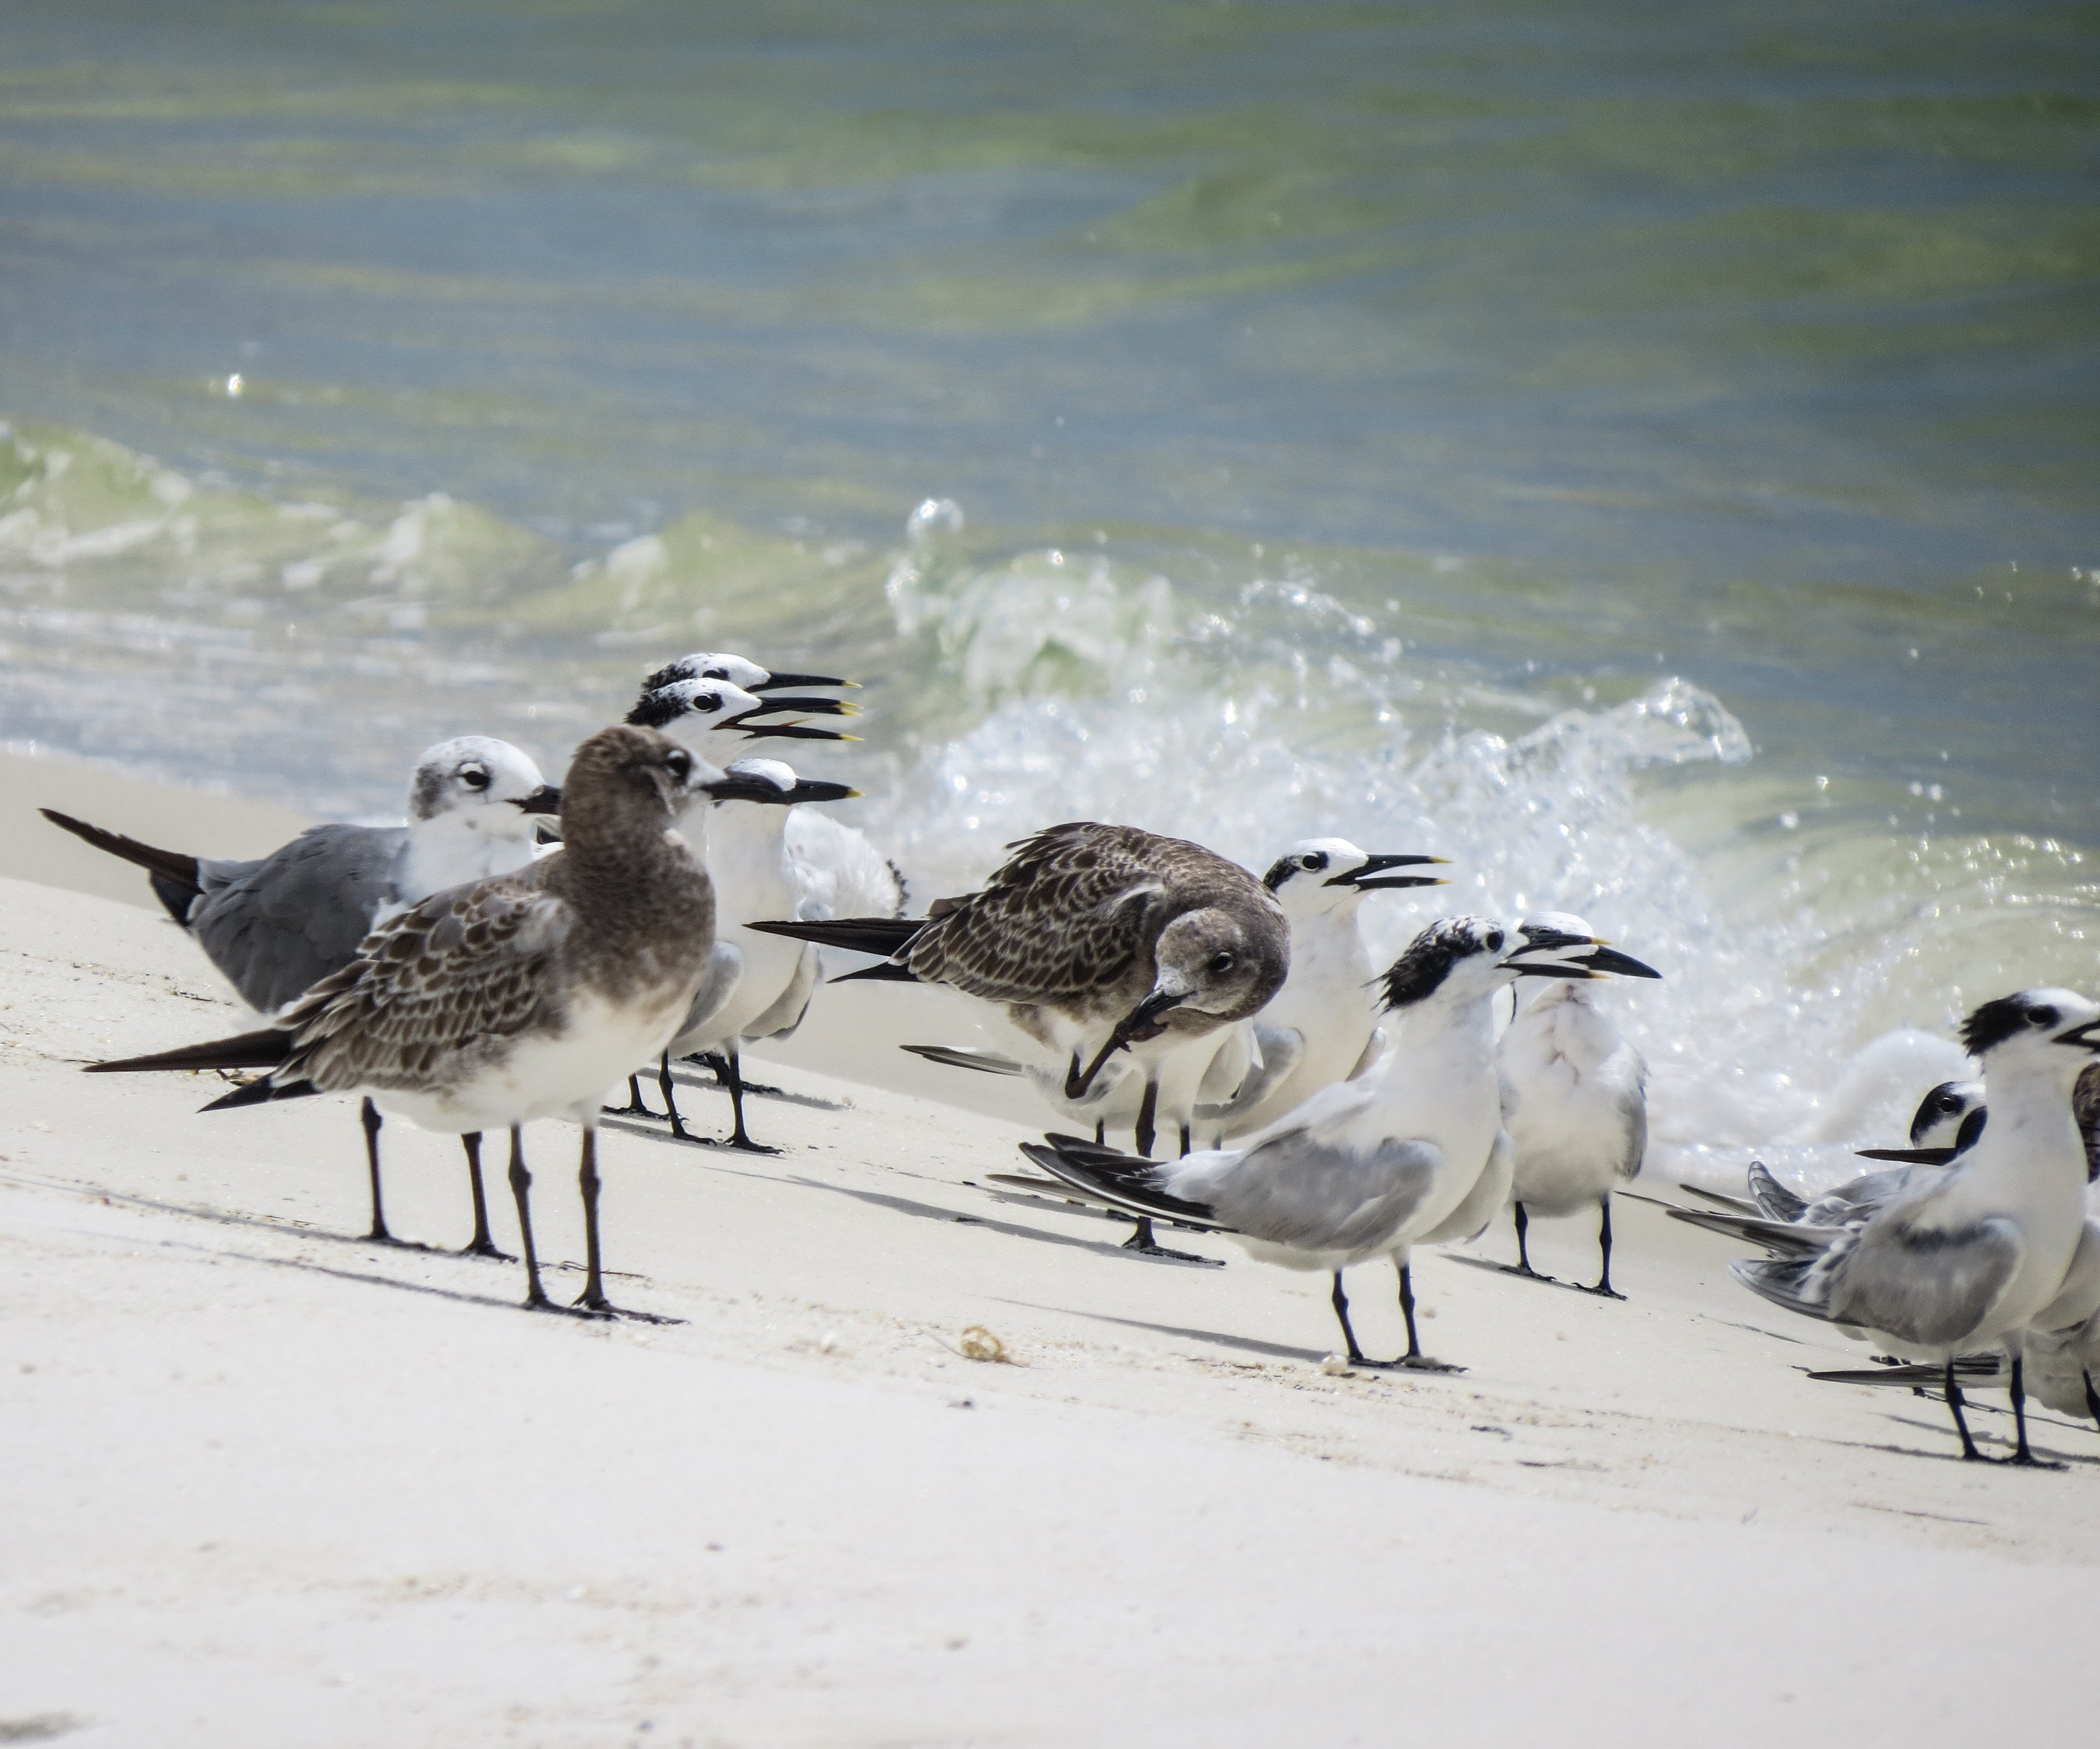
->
[[2, 763, 2096, 1747]]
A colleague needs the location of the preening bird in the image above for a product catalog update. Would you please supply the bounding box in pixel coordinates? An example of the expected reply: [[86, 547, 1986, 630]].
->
[[87, 726, 796, 1317], [1495, 911, 1663, 1298], [42, 736, 561, 1253], [1010, 916, 1597, 1368], [755, 820, 1292, 1259]]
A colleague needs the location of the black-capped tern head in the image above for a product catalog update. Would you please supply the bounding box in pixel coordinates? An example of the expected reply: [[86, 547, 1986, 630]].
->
[[709, 756, 860, 809], [627, 677, 858, 748], [1961, 989, 2100, 1076], [640, 650, 856, 695], [1512, 911, 1663, 981], [1378, 915, 1588, 1010], [1260, 838, 1448, 913], [408, 737, 561, 838], [1909, 1079, 1986, 1149]]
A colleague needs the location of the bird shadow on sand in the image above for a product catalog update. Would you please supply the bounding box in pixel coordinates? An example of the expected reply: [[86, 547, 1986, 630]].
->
[[779, 1175, 1149, 1260], [991, 1299, 1327, 1365], [663, 1065, 849, 1114], [1439, 1252, 1619, 1298]]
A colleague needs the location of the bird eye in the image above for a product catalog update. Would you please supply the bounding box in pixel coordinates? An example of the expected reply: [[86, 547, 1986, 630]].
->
[[1207, 951, 1236, 975], [460, 765, 489, 790], [1485, 929, 1505, 952], [696, 693, 721, 712], [665, 751, 692, 781], [2028, 1004, 2060, 1028], [1301, 853, 1326, 870], [703, 667, 727, 680]]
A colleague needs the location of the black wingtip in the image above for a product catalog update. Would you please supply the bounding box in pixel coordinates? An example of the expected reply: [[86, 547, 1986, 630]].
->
[[87, 1027, 293, 1076], [201, 1076, 318, 1111]]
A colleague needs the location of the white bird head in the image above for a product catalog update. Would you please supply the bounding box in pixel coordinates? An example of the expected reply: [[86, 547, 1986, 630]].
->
[[1381, 915, 1603, 1011], [1512, 911, 1664, 984], [1908, 1078, 1985, 1149], [1960, 989, 2100, 1087], [407, 737, 560, 840], [641, 650, 854, 696], [1259, 838, 1448, 915]]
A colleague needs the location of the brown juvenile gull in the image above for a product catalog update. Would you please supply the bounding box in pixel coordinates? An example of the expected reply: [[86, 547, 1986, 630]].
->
[[89, 724, 793, 1318], [754, 820, 1291, 1259], [43, 737, 561, 1255]]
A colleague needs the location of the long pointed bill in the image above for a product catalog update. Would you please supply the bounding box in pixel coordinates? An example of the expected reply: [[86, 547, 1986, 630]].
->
[[754, 671, 855, 691], [1327, 854, 1450, 890], [1063, 989, 1189, 1098], [1581, 945, 1663, 979], [739, 694, 860, 718], [515, 785, 563, 816], [700, 771, 847, 806], [738, 719, 859, 743], [2055, 1019, 2100, 1053]]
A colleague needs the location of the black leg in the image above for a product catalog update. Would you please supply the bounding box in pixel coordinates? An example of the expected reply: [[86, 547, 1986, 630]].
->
[[1394, 1262, 1462, 1372], [717, 1045, 781, 1155], [602, 1074, 656, 1119], [1584, 1197, 1626, 1300], [1331, 1272, 1368, 1363], [1946, 1355, 1986, 1461], [574, 1127, 612, 1315], [1133, 1078, 1158, 1159], [1094, 1119, 1106, 1146], [359, 1097, 395, 1244], [507, 1125, 550, 1310], [458, 1132, 512, 1259], [656, 1052, 703, 1144], [2005, 1352, 2064, 1468], [1502, 1201, 1550, 1281], [1179, 1123, 1192, 1157], [2084, 1369, 2100, 1430]]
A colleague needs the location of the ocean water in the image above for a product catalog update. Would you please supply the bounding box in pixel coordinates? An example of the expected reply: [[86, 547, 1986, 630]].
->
[[1, 1, 2095, 1189]]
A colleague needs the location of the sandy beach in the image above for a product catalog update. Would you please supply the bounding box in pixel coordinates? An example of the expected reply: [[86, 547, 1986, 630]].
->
[[3, 760, 2095, 1748]]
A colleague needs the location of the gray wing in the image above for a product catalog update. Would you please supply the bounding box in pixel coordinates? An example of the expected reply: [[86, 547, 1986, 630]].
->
[[279, 864, 567, 1095], [1198, 1024, 1304, 1122], [743, 942, 819, 1043], [1202, 1126, 1443, 1253], [188, 824, 409, 1014], [671, 942, 743, 1052], [1615, 1076, 1648, 1182], [1829, 1214, 2023, 1349]]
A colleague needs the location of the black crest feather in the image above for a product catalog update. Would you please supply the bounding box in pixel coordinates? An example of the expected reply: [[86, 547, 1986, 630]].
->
[[1959, 993, 2055, 1057], [1379, 916, 1491, 1011], [625, 690, 689, 730]]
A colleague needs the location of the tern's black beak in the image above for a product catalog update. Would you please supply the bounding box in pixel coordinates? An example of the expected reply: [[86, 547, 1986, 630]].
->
[[700, 771, 852, 806], [1580, 944, 1663, 979], [515, 785, 563, 816], [754, 671, 855, 691], [725, 708, 858, 743], [737, 695, 861, 718], [2055, 1019, 2100, 1053], [1327, 854, 1451, 891]]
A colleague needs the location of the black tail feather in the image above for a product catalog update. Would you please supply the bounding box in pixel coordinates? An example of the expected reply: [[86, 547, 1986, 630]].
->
[[1019, 1133, 1226, 1230], [202, 1075, 319, 1111], [40, 808, 201, 922], [746, 915, 924, 958], [831, 961, 920, 984], [88, 1028, 293, 1075]]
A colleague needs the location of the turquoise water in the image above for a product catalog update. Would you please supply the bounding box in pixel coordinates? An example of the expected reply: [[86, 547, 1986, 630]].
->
[[1, 1, 2095, 1173]]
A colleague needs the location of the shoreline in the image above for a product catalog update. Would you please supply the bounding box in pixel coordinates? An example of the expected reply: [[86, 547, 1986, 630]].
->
[[2, 756, 2094, 1745]]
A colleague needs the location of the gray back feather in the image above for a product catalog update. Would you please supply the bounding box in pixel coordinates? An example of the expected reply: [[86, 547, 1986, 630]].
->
[[1829, 1214, 2022, 1348], [1204, 1129, 1442, 1253], [188, 824, 408, 1013]]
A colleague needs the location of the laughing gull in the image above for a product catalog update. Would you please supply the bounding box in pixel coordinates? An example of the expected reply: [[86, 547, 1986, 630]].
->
[[87, 725, 784, 1318], [43, 737, 560, 1254], [1495, 912, 1663, 1298], [1013, 917, 1595, 1368], [757, 821, 1292, 1259], [610, 672, 866, 1122], [1670, 989, 2100, 1462]]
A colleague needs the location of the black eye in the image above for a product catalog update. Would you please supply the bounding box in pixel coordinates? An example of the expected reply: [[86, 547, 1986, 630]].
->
[[696, 693, 721, 712], [2028, 1005, 2059, 1028], [1485, 929, 1505, 953], [703, 667, 727, 680], [1207, 951, 1235, 974], [1302, 852, 1326, 870], [665, 751, 691, 780], [460, 765, 489, 790]]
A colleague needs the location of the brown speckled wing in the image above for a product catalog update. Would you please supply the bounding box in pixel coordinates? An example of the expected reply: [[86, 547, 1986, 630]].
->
[[277, 864, 570, 1094], [910, 823, 1258, 1005]]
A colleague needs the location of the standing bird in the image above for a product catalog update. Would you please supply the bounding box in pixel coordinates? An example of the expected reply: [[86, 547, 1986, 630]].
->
[[1671, 989, 2100, 1463], [1495, 912, 1663, 1297], [756, 821, 1291, 1258], [1013, 917, 1597, 1367], [41, 737, 560, 1253], [87, 726, 792, 1316]]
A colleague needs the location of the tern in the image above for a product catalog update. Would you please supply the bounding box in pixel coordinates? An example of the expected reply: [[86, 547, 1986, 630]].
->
[[1670, 989, 2100, 1462], [42, 737, 560, 1253], [87, 726, 799, 1317], [1011, 916, 1595, 1368], [754, 821, 1292, 1259], [1495, 912, 1663, 1298]]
